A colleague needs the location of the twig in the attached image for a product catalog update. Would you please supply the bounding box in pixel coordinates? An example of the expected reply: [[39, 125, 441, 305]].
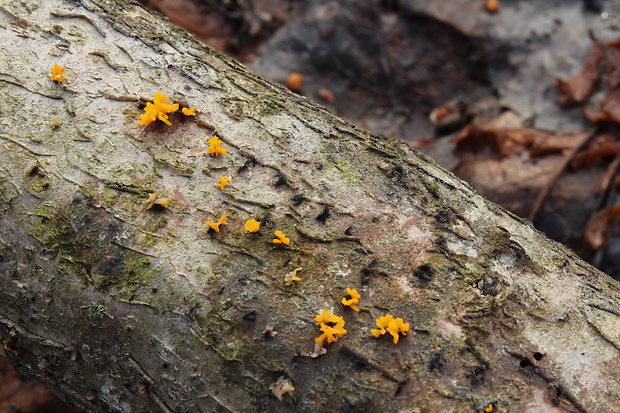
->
[[595, 147, 620, 197]]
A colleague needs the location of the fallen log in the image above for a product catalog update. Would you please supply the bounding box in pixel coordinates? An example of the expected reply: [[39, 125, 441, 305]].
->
[[1, 1, 619, 412]]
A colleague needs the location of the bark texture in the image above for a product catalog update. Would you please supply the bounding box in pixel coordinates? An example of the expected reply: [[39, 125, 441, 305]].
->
[[1, 1, 620, 412]]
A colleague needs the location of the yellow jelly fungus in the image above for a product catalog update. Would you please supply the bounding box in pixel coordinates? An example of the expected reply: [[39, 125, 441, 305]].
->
[[314, 309, 347, 346], [182, 107, 196, 116], [155, 198, 170, 209], [146, 192, 170, 209], [208, 136, 227, 156], [205, 214, 228, 233], [371, 314, 409, 344], [341, 288, 361, 312], [50, 64, 66, 83], [244, 219, 260, 232], [273, 230, 290, 245], [284, 267, 302, 286], [485, 404, 494, 413], [138, 92, 179, 126], [216, 176, 230, 190]]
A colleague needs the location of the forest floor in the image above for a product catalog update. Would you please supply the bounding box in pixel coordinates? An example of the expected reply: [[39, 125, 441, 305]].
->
[[3, 0, 620, 411]]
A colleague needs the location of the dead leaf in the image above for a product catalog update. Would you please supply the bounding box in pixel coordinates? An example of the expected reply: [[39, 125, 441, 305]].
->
[[557, 42, 604, 106], [582, 205, 620, 250], [529, 130, 591, 157]]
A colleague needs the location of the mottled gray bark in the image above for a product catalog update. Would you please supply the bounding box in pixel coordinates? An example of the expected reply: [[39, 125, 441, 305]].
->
[[1, 1, 620, 412]]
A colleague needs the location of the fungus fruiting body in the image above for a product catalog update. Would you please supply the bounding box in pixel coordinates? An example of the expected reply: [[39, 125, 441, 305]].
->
[[244, 219, 260, 232], [284, 267, 302, 286], [182, 107, 196, 116], [146, 193, 170, 209], [205, 214, 228, 233], [216, 176, 230, 190], [208, 136, 227, 156], [341, 288, 361, 312], [273, 230, 290, 245], [50, 64, 66, 83], [314, 309, 347, 346], [138, 92, 179, 126], [371, 314, 409, 344], [271, 376, 295, 401]]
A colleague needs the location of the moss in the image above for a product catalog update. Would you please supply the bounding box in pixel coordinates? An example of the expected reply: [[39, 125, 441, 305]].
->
[[84, 299, 106, 320], [253, 96, 284, 116]]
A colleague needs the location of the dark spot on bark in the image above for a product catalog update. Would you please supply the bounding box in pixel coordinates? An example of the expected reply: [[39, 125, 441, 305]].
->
[[273, 173, 290, 188], [242, 311, 257, 323], [394, 377, 410, 396], [27, 165, 41, 177], [465, 365, 486, 386], [520, 358, 532, 368], [414, 263, 435, 281], [436, 209, 449, 224], [99, 255, 122, 275], [316, 206, 330, 223], [505, 240, 526, 259], [237, 157, 257, 174], [316, 162, 323, 170], [237, 274, 250, 285], [344, 226, 354, 235], [533, 352, 544, 361], [477, 274, 501, 295], [361, 268, 388, 285], [147, 203, 167, 212], [434, 235, 447, 249], [292, 194, 305, 206], [428, 350, 444, 372]]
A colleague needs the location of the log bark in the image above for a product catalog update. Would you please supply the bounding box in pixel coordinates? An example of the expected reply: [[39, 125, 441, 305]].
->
[[1, 1, 620, 412]]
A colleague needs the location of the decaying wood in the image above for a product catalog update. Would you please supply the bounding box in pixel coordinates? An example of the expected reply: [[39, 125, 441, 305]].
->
[[1, 1, 620, 412]]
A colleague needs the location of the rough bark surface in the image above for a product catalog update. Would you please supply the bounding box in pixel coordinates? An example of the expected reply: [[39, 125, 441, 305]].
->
[[1, 1, 620, 412]]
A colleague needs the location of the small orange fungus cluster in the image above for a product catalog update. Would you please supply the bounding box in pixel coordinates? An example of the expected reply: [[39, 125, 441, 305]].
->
[[371, 314, 409, 344], [485, 404, 494, 412], [50, 64, 66, 83], [341, 288, 361, 312], [216, 176, 230, 190], [284, 267, 302, 286], [205, 214, 228, 233], [138, 92, 179, 126], [244, 219, 260, 232], [146, 193, 169, 209], [208, 136, 227, 157], [273, 230, 290, 245], [314, 309, 347, 346], [182, 107, 196, 116]]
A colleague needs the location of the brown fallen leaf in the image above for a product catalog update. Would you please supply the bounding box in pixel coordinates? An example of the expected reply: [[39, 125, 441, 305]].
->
[[529, 130, 589, 157], [557, 42, 605, 106], [606, 38, 620, 88], [582, 205, 620, 250]]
